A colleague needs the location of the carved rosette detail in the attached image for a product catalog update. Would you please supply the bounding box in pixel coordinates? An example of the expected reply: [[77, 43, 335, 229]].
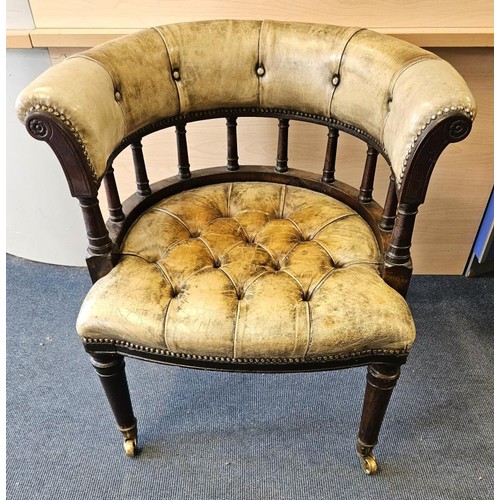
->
[[28, 117, 51, 139], [398, 106, 475, 186], [26, 104, 98, 184], [448, 119, 471, 141]]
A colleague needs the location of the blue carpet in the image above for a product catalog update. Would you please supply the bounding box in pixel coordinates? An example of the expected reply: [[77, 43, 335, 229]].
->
[[6, 254, 493, 499]]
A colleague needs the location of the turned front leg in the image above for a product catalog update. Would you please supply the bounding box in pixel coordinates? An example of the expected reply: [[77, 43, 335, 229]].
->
[[91, 353, 138, 456], [356, 363, 401, 474]]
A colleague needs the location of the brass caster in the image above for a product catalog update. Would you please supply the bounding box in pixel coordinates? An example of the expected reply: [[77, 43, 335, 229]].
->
[[358, 453, 378, 475], [123, 438, 137, 457]]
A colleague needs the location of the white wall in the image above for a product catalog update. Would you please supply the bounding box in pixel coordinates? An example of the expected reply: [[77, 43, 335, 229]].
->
[[7, 48, 88, 266], [6, 0, 34, 29]]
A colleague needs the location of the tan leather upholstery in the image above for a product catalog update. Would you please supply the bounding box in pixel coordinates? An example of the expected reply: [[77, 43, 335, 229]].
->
[[16, 20, 475, 186], [77, 182, 415, 361]]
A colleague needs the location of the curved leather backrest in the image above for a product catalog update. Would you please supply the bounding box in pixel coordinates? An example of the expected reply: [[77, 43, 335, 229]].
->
[[16, 20, 476, 186]]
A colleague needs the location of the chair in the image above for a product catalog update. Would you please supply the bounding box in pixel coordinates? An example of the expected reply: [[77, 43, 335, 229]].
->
[[16, 20, 475, 474]]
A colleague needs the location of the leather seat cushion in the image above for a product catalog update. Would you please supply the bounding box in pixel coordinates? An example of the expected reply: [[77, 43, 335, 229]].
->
[[77, 182, 415, 361]]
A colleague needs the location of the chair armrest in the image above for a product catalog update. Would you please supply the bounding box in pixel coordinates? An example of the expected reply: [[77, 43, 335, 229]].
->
[[16, 56, 126, 192], [383, 58, 476, 199]]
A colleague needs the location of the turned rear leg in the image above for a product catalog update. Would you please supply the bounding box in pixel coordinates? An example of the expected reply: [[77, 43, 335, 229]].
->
[[356, 363, 401, 474], [90, 353, 138, 456]]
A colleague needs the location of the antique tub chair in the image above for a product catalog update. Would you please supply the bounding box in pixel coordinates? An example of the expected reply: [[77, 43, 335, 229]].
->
[[16, 20, 475, 474]]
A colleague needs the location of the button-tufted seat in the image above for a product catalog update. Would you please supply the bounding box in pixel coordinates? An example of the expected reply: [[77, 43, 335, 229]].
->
[[78, 182, 415, 361]]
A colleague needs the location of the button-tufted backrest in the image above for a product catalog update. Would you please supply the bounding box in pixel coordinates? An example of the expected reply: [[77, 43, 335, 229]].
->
[[16, 20, 475, 188]]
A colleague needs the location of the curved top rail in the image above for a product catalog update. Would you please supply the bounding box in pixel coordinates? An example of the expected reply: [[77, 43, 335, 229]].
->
[[16, 19, 475, 191]]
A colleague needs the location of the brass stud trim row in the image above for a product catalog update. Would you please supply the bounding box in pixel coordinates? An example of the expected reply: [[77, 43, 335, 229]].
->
[[82, 337, 410, 364]]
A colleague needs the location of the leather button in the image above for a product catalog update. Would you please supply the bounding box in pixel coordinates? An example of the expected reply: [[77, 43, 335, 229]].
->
[[114, 91, 122, 101], [172, 70, 181, 81], [332, 74, 340, 86], [256, 66, 265, 77]]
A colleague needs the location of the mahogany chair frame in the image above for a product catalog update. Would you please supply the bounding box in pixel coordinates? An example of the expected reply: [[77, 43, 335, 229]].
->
[[24, 103, 472, 472]]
